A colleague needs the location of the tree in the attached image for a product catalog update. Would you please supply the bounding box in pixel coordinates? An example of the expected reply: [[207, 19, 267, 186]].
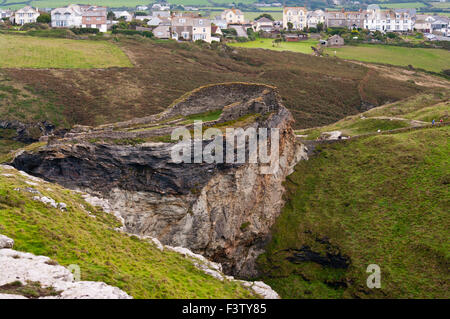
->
[[107, 11, 115, 20], [36, 13, 51, 24], [255, 13, 274, 21], [287, 22, 293, 31], [317, 22, 324, 32]]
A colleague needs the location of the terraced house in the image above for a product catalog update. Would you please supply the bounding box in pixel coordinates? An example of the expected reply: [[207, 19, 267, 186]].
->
[[51, 4, 107, 32], [365, 5, 413, 32], [14, 6, 40, 25], [221, 8, 245, 25], [307, 9, 326, 29], [171, 14, 212, 43], [283, 7, 308, 30], [325, 9, 365, 30]]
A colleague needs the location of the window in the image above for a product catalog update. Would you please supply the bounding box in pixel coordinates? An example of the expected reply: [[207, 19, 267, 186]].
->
[[182, 32, 189, 39], [199, 19, 203, 25]]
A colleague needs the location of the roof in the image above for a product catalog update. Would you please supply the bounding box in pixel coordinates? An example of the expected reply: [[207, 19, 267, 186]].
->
[[283, 7, 307, 14], [256, 17, 273, 23], [16, 6, 39, 13], [223, 8, 243, 15]]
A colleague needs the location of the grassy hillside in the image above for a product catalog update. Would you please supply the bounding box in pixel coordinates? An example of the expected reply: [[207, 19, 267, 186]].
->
[[0, 36, 423, 131], [258, 122, 449, 297], [297, 89, 450, 139], [230, 40, 450, 74], [325, 44, 450, 74], [0, 165, 256, 299], [0, 34, 132, 69]]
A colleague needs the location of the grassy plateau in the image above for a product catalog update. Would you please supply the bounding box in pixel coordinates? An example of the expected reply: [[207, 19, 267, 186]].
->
[[0, 34, 132, 68]]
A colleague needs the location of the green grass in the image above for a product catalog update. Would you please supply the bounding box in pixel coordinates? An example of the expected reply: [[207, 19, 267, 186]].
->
[[324, 44, 450, 73], [430, 2, 450, 9], [258, 125, 450, 298], [296, 90, 450, 139], [184, 109, 223, 123], [0, 166, 256, 299], [0, 34, 132, 69], [229, 38, 319, 55], [0, 129, 25, 156], [230, 39, 450, 73], [380, 2, 427, 8]]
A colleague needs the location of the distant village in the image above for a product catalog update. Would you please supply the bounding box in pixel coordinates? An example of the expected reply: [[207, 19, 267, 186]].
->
[[0, 3, 449, 43]]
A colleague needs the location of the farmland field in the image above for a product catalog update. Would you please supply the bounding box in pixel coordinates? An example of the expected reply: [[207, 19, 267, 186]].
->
[[0, 0, 257, 9], [230, 39, 450, 73], [379, 2, 427, 9], [0, 34, 132, 68], [229, 38, 318, 54], [325, 44, 450, 73]]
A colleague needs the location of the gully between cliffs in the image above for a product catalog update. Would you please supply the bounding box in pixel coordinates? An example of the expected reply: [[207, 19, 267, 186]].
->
[[11, 83, 308, 278]]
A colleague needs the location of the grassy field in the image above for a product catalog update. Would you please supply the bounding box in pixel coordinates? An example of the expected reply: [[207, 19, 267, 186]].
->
[[229, 38, 318, 54], [324, 44, 450, 73], [430, 2, 450, 9], [0, 34, 132, 68], [380, 2, 427, 8], [231, 39, 450, 73], [258, 122, 450, 298], [0, 164, 256, 298]]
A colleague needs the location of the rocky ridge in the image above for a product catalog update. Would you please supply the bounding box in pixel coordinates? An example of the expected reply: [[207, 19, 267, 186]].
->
[[10, 82, 308, 278]]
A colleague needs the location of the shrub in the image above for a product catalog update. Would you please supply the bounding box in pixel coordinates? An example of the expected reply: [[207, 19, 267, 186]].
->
[[20, 23, 49, 31], [36, 13, 51, 24], [111, 29, 153, 38], [70, 27, 99, 35]]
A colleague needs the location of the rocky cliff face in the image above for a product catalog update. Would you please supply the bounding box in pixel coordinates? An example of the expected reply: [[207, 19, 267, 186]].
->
[[10, 83, 307, 278]]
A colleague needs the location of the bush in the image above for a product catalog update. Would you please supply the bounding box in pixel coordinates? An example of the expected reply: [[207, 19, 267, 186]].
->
[[36, 13, 51, 24], [26, 29, 74, 38], [19, 23, 49, 31], [70, 27, 99, 35], [112, 29, 153, 38]]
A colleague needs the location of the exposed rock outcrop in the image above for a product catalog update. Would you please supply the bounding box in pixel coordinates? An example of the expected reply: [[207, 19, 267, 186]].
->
[[0, 120, 56, 143], [0, 245, 131, 299], [10, 83, 307, 278], [0, 235, 14, 249]]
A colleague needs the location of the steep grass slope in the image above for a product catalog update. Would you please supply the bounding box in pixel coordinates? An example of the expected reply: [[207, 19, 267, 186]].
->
[[0, 166, 255, 299], [258, 124, 449, 298], [297, 89, 449, 139]]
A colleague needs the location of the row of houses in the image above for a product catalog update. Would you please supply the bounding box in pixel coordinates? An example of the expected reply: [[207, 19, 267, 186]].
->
[[282, 5, 449, 35], [2, 4, 449, 39]]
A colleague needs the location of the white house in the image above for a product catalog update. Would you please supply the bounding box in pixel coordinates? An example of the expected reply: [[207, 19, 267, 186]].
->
[[221, 9, 244, 25], [51, 5, 107, 32], [415, 15, 435, 33], [192, 18, 212, 42], [51, 5, 83, 28], [14, 6, 40, 25], [283, 7, 308, 30], [112, 10, 132, 21], [0, 9, 13, 21], [307, 9, 325, 28], [431, 16, 449, 36], [364, 5, 413, 32], [254, 17, 274, 32]]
